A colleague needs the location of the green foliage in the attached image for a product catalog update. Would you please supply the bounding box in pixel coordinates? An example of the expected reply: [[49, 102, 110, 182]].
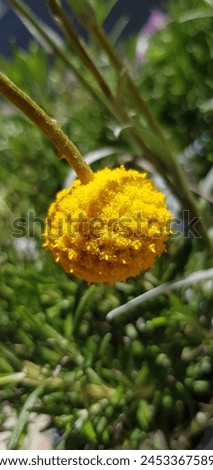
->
[[138, 0, 213, 178], [0, 0, 213, 450]]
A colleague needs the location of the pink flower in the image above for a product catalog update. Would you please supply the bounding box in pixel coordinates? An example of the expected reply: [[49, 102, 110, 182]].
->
[[136, 10, 167, 63]]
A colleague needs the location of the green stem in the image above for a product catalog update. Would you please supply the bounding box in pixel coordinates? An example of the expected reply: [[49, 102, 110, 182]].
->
[[8, 0, 148, 168], [68, 0, 171, 143], [47, 0, 113, 101], [8, 0, 103, 105], [0, 372, 26, 385], [73, 285, 97, 335], [10, 0, 185, 203], [0, 73, 93, 184], [8, 385, 43, 450], [67, 0, 212, 249], [12, 0, 176, 192], [6, 1, 212, 248], [47, 0, 174, 174]]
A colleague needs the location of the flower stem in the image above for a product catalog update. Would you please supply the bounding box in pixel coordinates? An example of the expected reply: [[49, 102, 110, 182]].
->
[[2, 4, 212, 249], [47, 1, 172, 171], [68, 0, 170, 140], [0, 73, 93, 184], [66, 2, 212, 249], [47, 0, 114, 102], [11, 0, 177, 193]]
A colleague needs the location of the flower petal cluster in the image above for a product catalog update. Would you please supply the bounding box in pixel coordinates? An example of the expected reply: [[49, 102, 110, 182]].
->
[[43, 166, 172, 285]]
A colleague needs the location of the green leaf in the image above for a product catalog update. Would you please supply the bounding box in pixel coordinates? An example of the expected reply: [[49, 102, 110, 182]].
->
[[139, 127, 172, 167], [137, 400, 154, 430], [8, 385, 43, 450], [179, 8, 213, 23], [109, 16, 129, 44], [82, 419, 97, 443]]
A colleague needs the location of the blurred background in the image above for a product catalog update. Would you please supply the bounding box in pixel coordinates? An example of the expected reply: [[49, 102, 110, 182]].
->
[[1, 0, 164, 55], [0, 0, 213, 451]]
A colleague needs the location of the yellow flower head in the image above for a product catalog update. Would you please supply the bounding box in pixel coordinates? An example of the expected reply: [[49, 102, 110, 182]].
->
[[43, 166, 172, 285]]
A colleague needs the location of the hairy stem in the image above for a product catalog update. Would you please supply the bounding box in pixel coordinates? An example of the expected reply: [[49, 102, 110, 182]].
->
[[11, 0, 176, 190], [0, 73, 93, 184]]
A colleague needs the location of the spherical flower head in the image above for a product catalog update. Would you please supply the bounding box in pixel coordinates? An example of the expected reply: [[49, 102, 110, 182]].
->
[[43, 166, 172, 285]]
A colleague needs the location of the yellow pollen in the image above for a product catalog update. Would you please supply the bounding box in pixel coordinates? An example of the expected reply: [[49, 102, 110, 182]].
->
[[149, 244, 156, 253], [43, 166, 172, 285]]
